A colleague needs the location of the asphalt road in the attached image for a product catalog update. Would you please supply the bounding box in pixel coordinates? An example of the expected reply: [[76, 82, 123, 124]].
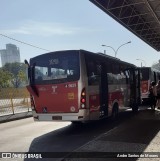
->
[[0, 107, 159, 161]]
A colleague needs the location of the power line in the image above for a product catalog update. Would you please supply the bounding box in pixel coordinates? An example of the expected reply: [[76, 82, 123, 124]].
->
[[0, 33, 50, 52]]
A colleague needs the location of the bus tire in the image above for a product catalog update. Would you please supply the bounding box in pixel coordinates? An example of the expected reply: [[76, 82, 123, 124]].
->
[[111, 104, 119, 120], [132, 103, 139, 113]]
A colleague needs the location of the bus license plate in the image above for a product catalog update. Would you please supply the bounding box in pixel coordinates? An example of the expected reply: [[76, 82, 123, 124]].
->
[[52, 116, 62, 120]]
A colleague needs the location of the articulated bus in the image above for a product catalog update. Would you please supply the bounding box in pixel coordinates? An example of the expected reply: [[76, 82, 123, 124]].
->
[[140, 67, 160, 104], [25, 50, 141, 123]]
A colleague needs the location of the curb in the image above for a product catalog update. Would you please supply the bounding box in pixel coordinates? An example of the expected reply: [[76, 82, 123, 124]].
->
[[0, 111, 33, 123]]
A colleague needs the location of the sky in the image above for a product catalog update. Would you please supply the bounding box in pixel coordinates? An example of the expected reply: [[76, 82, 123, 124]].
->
[[0, 0, 160, 67]]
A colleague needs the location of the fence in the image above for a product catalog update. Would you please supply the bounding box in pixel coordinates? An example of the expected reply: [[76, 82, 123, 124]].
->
[[0, 87, 31, 116]]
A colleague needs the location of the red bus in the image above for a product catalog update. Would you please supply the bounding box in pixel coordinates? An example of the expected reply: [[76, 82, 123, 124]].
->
[[140, 67, 160, 104], [25, 50, 141, 123]]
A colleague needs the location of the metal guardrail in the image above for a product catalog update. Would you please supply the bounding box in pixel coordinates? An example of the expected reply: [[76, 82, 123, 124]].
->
[[0, 88, 31, 116]]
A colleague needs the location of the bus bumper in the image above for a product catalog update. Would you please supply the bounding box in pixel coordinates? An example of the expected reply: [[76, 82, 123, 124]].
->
[[31, 109, 90, 122]]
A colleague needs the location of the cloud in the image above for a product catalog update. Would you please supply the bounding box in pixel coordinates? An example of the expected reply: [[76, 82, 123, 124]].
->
[[0, 29, 31, 35], [0, 21, 93, 37]]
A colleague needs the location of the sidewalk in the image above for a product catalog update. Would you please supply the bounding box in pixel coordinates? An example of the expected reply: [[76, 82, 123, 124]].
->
[[63, 108, 160, 161], [0, 111, 32, 123]]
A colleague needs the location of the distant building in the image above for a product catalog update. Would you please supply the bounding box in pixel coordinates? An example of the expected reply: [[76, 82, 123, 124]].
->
[[0, 44, 20, 66]]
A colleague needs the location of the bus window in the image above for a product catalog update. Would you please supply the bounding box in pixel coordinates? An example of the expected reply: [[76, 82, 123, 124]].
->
[[125, 70, 130, 79], [112, 64, 119, 74], [87, 60, 101, 86], [31, 52, 80, 84], [35, 66, 48, 81], [107, 73, 113, 84], [120, 71, 126, 84]]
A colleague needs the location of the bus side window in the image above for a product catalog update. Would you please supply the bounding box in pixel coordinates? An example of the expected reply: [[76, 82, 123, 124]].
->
[[87, 61, 101, 85], [120, 71, 126, 84], [87, 61, 95, 85], [124, 70, 130, 84], [125, 70, 129, 78], [107, 73, 113, 84]]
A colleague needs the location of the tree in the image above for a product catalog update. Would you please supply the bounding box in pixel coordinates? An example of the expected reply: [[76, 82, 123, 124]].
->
[[2, 62, 28, 88], [0, 68, 12, 88], [152, 61, 160, 71]]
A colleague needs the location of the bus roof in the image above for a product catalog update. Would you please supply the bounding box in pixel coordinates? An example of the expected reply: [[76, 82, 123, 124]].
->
[[30, 49, 137, 68], [141, 66, 160, 72], [80, 49, 137, 68]]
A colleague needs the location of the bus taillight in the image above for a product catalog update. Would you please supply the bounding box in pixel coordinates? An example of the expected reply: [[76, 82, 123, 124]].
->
[[80, 88, 86, 109]]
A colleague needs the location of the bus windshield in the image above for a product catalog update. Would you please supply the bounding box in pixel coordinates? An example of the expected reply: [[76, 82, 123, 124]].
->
[[30, 51, 80, 85]]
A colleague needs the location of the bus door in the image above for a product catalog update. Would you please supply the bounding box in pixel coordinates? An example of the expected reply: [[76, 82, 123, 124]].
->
[[99, 63, 108, 118], [128, 68, 140, 110], [87, 59, 108, 119], [135, 68, 141, 105]]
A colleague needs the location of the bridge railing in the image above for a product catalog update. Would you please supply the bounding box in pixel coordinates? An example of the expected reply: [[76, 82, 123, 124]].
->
[[0, 87, 31, 116]]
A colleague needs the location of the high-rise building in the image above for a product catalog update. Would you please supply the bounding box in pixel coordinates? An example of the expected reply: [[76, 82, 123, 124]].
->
[[0, 44, 21, 66]]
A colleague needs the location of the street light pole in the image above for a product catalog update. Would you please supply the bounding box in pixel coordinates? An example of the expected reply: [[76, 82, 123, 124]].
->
[[136, 59, 146, 67], [102, 41, 131, 58], [102, 45, 116, 55]]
